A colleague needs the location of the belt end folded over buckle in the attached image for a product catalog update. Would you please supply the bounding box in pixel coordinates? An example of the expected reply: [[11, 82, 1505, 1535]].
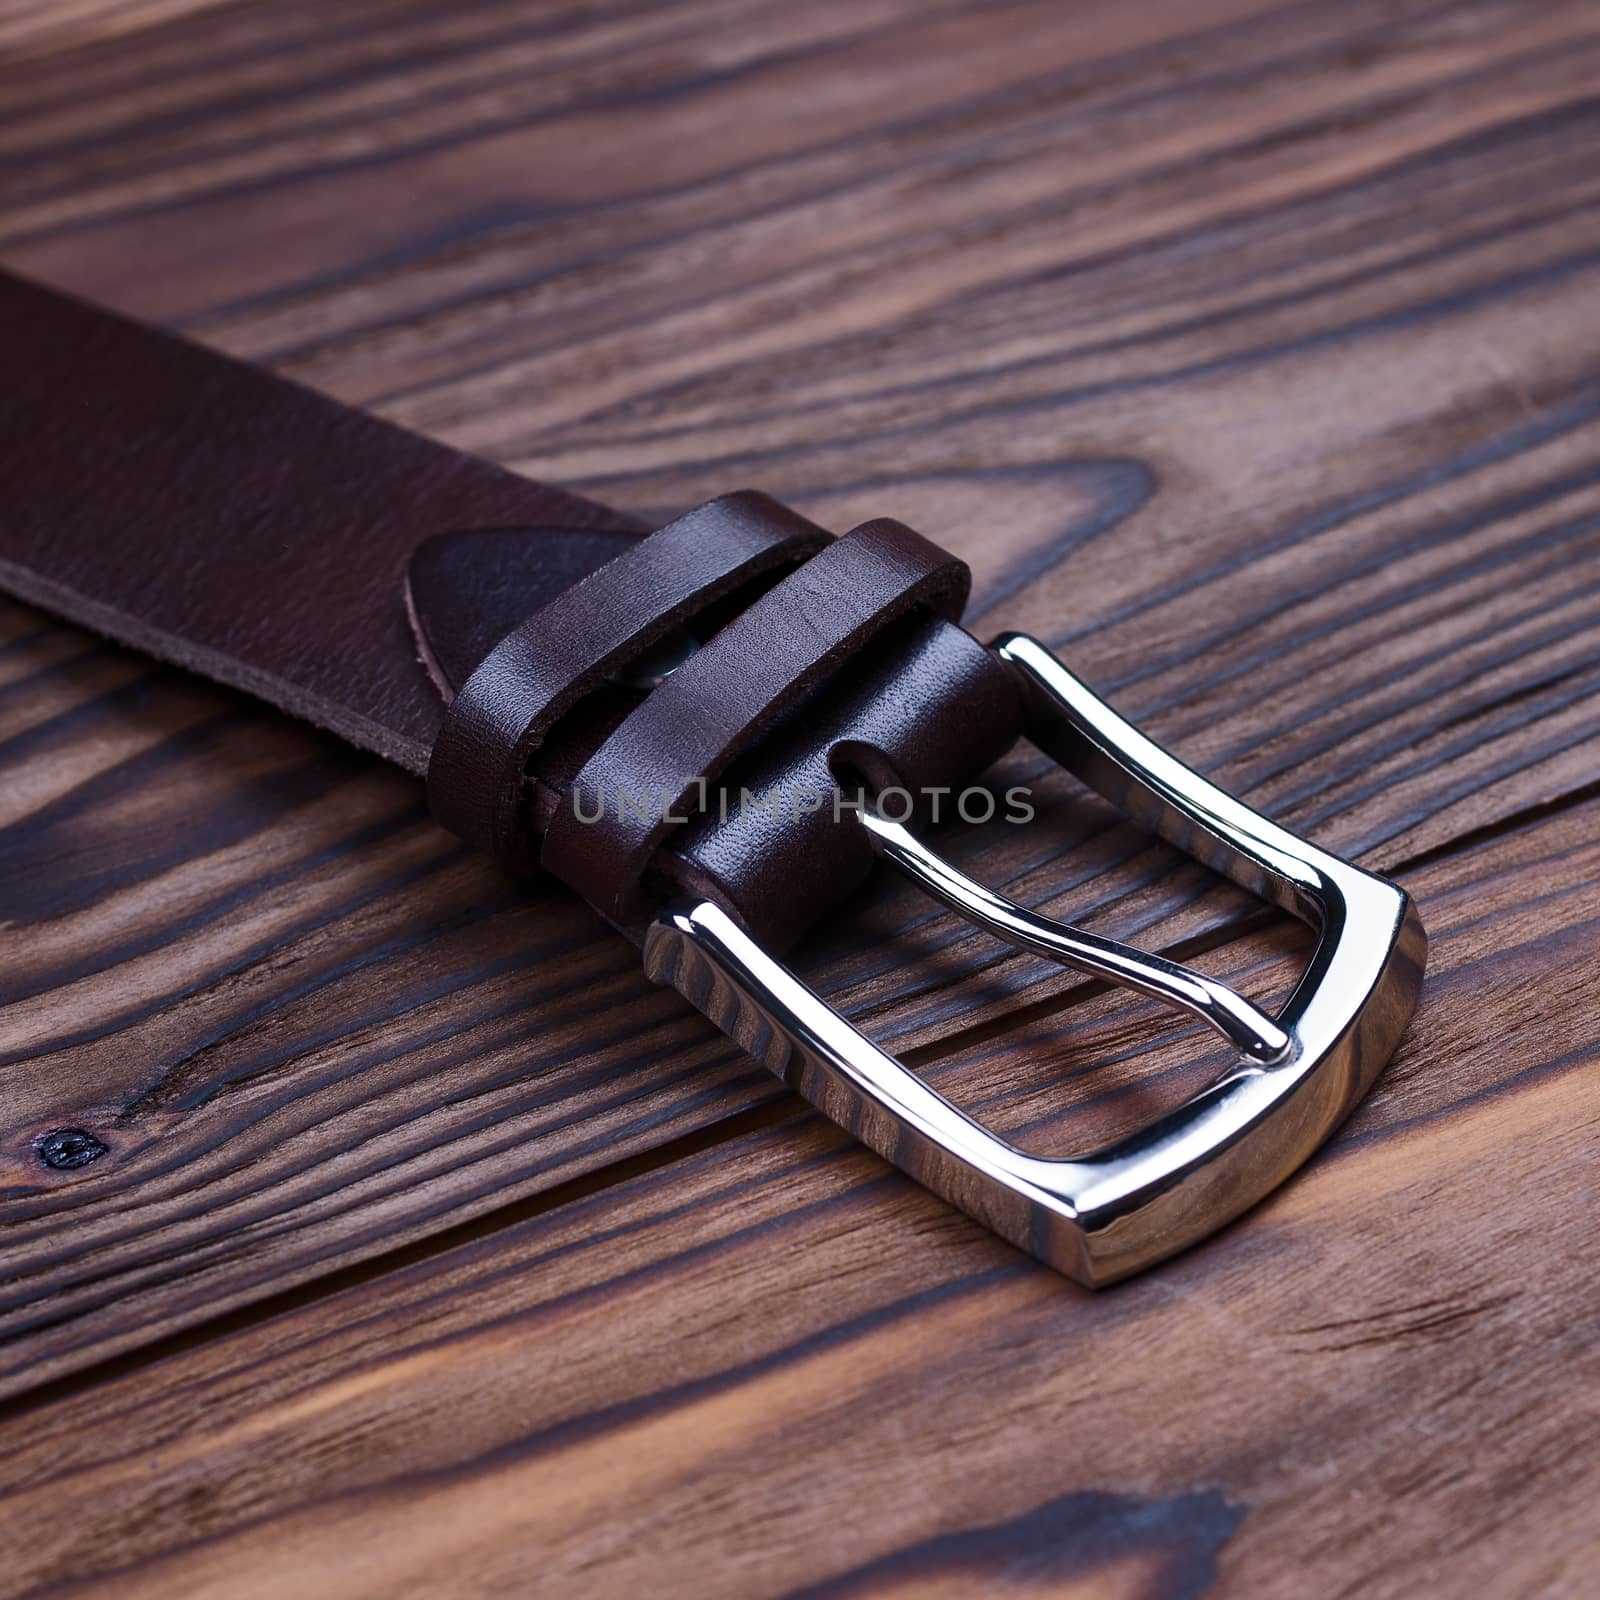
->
[[644, 632, 1426, 1286]]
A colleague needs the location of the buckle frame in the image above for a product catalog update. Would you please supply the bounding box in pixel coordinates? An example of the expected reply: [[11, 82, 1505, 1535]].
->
[[643, 632, 1425, 1286]]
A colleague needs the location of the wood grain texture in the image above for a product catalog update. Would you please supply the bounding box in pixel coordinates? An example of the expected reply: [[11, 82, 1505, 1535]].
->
[[0, 0, 1597, 1590], [0, 797, 1594, 1598]]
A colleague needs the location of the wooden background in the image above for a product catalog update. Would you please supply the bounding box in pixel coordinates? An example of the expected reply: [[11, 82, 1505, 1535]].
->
[[1, 0, 1598, 1593]]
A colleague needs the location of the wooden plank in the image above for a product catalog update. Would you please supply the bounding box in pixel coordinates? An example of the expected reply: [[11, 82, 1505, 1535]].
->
[[0, 796, 1593, 1597], [0, 0, 228, 59], [2, 0, 1600, 1394]]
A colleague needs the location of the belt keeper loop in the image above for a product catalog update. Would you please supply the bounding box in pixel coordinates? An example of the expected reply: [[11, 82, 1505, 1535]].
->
[[425, 491, 831, 867]]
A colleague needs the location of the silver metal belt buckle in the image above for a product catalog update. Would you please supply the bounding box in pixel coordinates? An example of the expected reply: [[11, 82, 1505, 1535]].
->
[[644, 632, 1426, 1286]]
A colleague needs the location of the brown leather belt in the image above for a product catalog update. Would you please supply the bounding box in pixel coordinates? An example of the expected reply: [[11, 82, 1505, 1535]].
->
[[0, 269, 1426, 1285]]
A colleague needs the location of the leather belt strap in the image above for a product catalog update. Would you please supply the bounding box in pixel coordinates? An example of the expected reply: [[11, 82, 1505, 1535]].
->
[[427, 490, 830, 867], [0, 270, 634, 774], [0, 268, 1022, 949], [540, 517, 969, 920]]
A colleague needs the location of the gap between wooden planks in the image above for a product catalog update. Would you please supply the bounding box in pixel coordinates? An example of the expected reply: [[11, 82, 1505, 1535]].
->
[[0, 788, 1593, 1599]]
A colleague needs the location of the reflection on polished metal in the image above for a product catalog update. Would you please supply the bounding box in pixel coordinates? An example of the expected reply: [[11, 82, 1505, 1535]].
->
[[644, 632, 1426, 1286]]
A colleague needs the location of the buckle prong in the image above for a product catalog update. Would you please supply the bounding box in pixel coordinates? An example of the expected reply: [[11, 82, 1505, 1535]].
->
[[858, 809, 1291, 1064], [644, 632, 1425, 1285]]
